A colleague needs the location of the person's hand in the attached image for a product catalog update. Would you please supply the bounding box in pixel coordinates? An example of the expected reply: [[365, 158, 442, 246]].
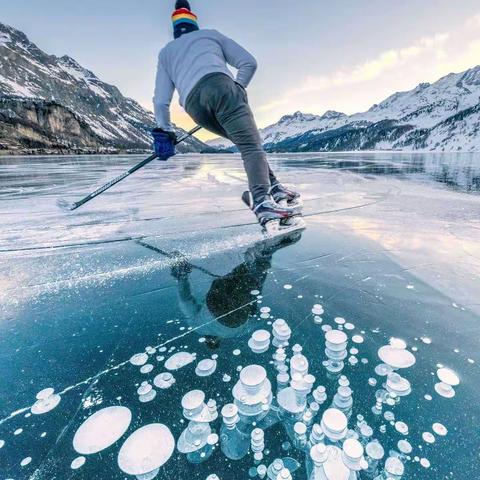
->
[[151, 128, 177, 160]]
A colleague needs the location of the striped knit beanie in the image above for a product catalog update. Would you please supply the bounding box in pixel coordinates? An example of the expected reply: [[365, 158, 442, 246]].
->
[[172, 0, 199, 39]]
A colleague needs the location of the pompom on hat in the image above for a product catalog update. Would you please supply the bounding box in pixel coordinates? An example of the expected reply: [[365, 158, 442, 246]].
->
[[172, 0, 199, 39]]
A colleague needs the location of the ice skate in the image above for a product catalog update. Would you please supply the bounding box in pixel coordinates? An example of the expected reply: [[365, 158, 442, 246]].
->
[[269, 182, 303, 209], [242, 191, 305, 237]]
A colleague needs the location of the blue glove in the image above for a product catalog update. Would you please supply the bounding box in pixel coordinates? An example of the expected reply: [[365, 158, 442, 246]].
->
[[152, 128, 176, 160]]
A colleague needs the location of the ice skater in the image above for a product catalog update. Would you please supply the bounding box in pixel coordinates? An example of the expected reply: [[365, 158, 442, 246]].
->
[[152, 0, 303, 234]]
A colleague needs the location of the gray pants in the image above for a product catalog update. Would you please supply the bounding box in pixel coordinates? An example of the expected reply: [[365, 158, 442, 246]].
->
[[185, 73, 277, 202]]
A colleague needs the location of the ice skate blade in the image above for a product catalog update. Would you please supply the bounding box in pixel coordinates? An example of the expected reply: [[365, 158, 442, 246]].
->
[[263, 218, 306, 238]]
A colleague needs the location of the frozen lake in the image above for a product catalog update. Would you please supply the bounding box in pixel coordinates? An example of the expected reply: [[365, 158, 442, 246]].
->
[[0, 152, 479, 480]]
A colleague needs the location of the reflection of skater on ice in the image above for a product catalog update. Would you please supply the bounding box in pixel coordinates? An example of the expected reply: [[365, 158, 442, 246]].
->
[[170, 232, 303, 346]]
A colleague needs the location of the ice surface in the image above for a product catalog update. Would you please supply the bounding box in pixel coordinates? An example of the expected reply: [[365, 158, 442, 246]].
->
[[0, 153, 479, 480]]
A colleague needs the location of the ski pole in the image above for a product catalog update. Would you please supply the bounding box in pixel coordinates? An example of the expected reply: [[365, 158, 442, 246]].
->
[[57, 125, 202, 211]]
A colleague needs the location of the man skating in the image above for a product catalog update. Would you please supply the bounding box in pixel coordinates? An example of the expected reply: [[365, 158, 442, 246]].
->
[[152, 0, 303, 233]]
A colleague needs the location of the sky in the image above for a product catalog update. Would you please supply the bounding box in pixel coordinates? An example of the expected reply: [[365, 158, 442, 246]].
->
[[2, 0, 480, 141]]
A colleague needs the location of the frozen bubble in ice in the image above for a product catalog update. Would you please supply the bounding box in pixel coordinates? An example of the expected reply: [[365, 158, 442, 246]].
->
[[283, 284, 292, 290], [14, 428, 23, 435], [182, 390, 205, 412], [436, 368, 460, 386], [145, 346, 156, 355], [384, 411, 395, 422], [207, 433, 219, 445], [378, 345, 416, 369], [321, 408, 348, 440], [0, 440, 4, 449], [334, 317, 346, 325], [253, 330, 271, 343], [251, 290, 260, 296], [233, 349, 241, 356], [397, 440, 412, 454], [206, 475, 220, 480], [386, 373, 411, 397], [164, 352, 195, 371], [394, 422, 409, 435], [278, 468, 292, 480], [73, 406, 132, 455], [223, 374, 232, 382], [348, 356, 358, 365], [322, 325, 332, 332], [118, 424, 175, 475], [153, 372, 175, 389], [20, 457, 32, 467], [36, 388, 55, 400], [420, 458, 431, 468], [137, 384, 153, 396], [195, 359, 217, 377], [240, 365, 267, 387], [249, 329, 271, 353], [139, 389, 157, 403], [31, 393, 61, 415], [422, 432, 435, 444], [421, 337, 432, 344], [344, 323, 355, 330], [352, 335, 364, 344], [366, 441, 384, 461], [385, 457, 404, 476], [368, 378, 377, 387], [140, 364, 154, 374], [325, 329, 348, 347], [432, 423, 448, 436], [435, 382, 455, 398], [71, 456, 86, 470], [130, 353, 149, 366], [257, 465, 267, 477], [260, 307, 271, 314], [294, 422, 307, 435]]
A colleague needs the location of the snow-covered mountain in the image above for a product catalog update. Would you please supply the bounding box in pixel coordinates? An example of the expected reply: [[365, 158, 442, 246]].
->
[[0, 23, 209, 153], [208, 66, 480, 152]]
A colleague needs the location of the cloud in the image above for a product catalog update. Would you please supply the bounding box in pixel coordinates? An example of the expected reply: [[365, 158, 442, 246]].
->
[[258, 33, 450, 113], [466, 13, 480, 28]]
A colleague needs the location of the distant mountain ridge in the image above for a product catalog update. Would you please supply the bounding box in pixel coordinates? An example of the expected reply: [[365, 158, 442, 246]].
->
[[208, 66, 480, 152], [0, 23, 209, 154]]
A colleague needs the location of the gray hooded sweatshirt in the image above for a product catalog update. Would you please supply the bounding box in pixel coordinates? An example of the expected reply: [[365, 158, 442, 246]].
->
[[153, 29, 258, 130]]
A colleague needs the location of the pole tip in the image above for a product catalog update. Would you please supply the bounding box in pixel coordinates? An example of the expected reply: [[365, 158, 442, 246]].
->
[[56, 198, 74, 212]]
